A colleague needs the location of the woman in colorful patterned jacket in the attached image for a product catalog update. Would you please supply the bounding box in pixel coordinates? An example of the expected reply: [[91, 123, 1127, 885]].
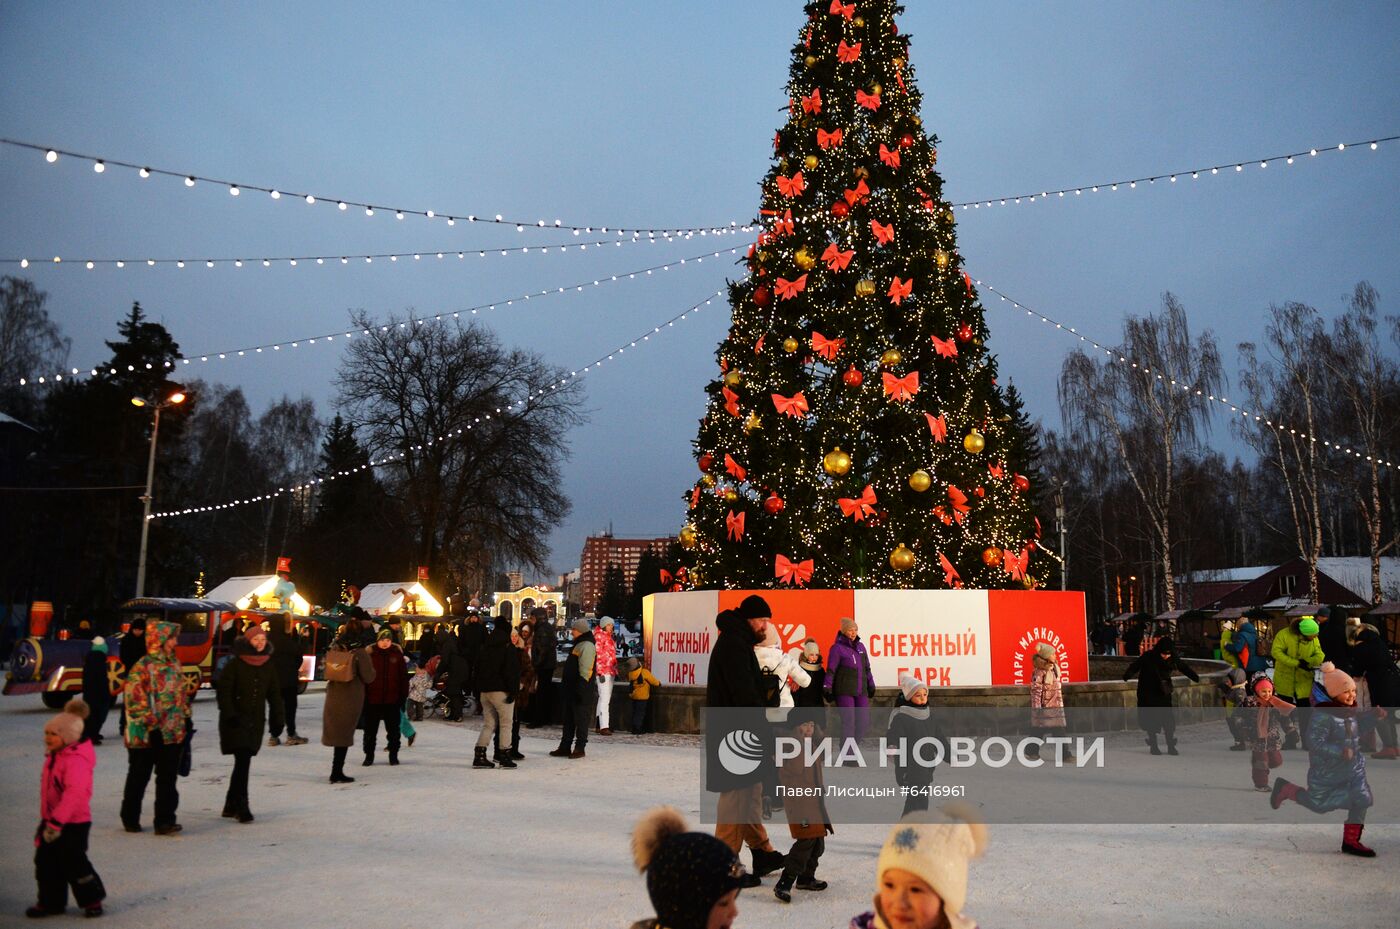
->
[[120, 621, 192, 835]]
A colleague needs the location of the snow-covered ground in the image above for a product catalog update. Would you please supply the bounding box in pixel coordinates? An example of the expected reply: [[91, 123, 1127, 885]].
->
[[1, 690, 1393, 928]]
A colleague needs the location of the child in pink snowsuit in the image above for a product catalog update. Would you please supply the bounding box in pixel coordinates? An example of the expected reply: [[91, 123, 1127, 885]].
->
[[29, 699, 106, 918]]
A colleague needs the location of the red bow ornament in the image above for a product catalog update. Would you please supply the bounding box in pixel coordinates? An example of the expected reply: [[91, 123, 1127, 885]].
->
[[724, 454, 747, 482], [801, 88, 822, 114], [771, 391, 810, 419], [837, 40, 861, 63], [947, 485, 970, 523], [988, 462, 1004, 479], [775, 555, 815, 587], [722, 386, 740, 418], [963, 271, 973, 296], [816, 128, 844, 150], [838, 485, 878, 521], [916, 186, 935, 211], [811, 332, 845, 361], [925, 412, 947, 442], [879, 144, 901, 168], [843, 179, 871, 206], [688, 487, 700, 510], [871, 219, 895, 245], [1003, 546, 1029, 581], [660, 569, 673, 585], [888, 276, 913, 304], [855, 89, 881, 110], [821, 243, 854, 271], [939, 552, 964, 589], [931, 335, 958, 359], [1034, 516, 1043, 540], [774, 274, 808, 300], [726, 510, 746, 542], [883, 370, 919, 402], [772, 209, 794, 237], [754, 334, 765, 354], [776, 171, 806, 198], [829, 0, 854, 18]]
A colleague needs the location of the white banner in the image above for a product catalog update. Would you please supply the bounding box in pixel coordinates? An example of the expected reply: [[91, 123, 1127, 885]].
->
[[855, 590, 992, 687], [643, 590, 718, 687]]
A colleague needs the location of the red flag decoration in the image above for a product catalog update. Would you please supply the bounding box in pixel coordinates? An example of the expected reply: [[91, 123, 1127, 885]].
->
[[689, 487, 701, 509], [939, 552, 963, 588], [963, 271, 973, 296], [947, 485, 970, 523], [774, 275, 808, 300], [931, 335, 959, 358], [837, 40, 861, 63], [775, 554, 815, 587], [417, 566, 429, 582], [855, 89, 881, 110], [776, 171, 806, 198], [1003, 546, 1030, 580], [843, 179, 870, 205], [883, 371, 919, 402], [888, 276, 913, 304], [811, 332, 845, 361], [838, 485, 878, 521], [925, 412, 948, 442], [829, 0, 855, 19], [879, 144, 901, 168], [871, 219, 895, 245], [821, 243, 854, 271], [722, 386, 740, 417], [771, 391, 810, 418], [817, 127, 844, 150], [726, 510, 746, 541], [276, 556, 292, 574], [724, 454, 747, 482], [801, 88, 822, 114]]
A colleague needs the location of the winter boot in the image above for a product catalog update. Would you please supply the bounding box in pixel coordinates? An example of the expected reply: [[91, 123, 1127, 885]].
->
[[236, 807, 254, 824], [1166, 736, 1179, 756], [329, 771, 356, 784], [388, 748, 400, 766], [493, 750, 518, 768], [752, 847, 786, 878], [1270, 777, 1301, 810], [548, 745, 572, 757], [267, 736, 281, 747], [569, 748, 586, 759], [362, 751, 374, 767], [510, 740, 525, 760], [82, 903, 103, 918], [1372, 746, 1400, 760], [1146, 734, 1162, 755], [796, 874, 828, 891], [222, 802, 238, 818], [285, 735, 308, 746], [26, 904, 64, 918], [1342, 823, 1376, 857], [737, 871, 762, 889], [473, 747, 495, 768], [773, 873, 795, 903]]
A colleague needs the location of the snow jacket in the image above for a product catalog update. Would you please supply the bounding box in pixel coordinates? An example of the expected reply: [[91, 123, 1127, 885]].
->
[[560, 631, 596, 704], [408, 670, 433, 704], [628, 666, 660, 701], [706, 611, 765, 709], [476, 623, 521, 696], [1300, 702, 1378, 813], [40, 738, 95, 831], [1220, 628, 1241, 670], [365, 643, 410, 706], [266, 621, 306, 689], [1030, 663, 1066, 728], [794, 656, 826, 707], [778, 715, 833, 840], [1351, 626, 1400, 707], [123, 621, 191, 749], [217, 636, 285, 755], [1123, 648, 1199, 708], [321, 644, 376, 748], [1226, 620, 1268, 675], [886, 698, 943, 787], [595, 626, 619, 677], [824, 633, 875, 698], [755, 644, 811, 709], [1271, 622, 1326, 700], [82, 648, 112, 709]]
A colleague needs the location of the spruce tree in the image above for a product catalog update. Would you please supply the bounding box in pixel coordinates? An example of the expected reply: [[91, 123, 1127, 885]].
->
[[681, 0, 1043, 590]]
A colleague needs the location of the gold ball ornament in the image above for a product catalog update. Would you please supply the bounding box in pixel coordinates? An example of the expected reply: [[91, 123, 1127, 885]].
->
[[853, 166, 870, 180], [889, 544, 916, 571], [1022, 575, 1038, 590], [855, 279, 877, 298], [892, 57, 905, 69], [701, 474, 717, 488], [723, 369, 742, 388], [908, 469, 932, 492], [723, 488, 739, 504], [981, 546, 1003, 566], [678, 525, 698, 549], [879, 348, 904, 368], [757, 249, 772, 264], [853, 15, 865, 27], [822, 447, 853, 477], [934, 249, 950, 270], [804, 54, 817, 69], [911, 115, 922, 126], [744, 411, 762, 434], [963, 429, 986, 454], [782, 336, 801, 354], [870, 82, 882, 96], [803, 154, 819, 171], [794, 246, 817, 271]]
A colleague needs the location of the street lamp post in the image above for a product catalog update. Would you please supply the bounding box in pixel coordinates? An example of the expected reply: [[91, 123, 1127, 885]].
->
[[132, 390, 185, 598], [1053, 482, 1068, 591]]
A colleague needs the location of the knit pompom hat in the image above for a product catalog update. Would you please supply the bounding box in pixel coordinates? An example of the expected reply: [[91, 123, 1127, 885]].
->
[[899, 673, 927, 702], [1319, 662, 1356, 699], [45, 698, 90, 747], [632, 807, 741, 929], [875, 806, 987, 929], [802, 638, 821, 660], [90, 636, 108, 654]]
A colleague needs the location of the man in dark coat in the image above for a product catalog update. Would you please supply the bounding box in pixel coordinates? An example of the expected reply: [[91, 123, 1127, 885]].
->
[[706, 596, 784, 886], [82, 637, 113, 744], [216, 626, 284, 822], [527, 609, 558, 728], [1316, 606, 1352, 674], [1123, 636, 1199, 755], [266, 614, 307, 746], [436, 627, 469, 721], [1351, 623, 1399, 758], [549, 619, 597, 759], [460, 614, 488, 716]]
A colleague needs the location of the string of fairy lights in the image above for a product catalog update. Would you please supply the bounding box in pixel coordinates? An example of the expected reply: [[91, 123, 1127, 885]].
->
[[15, 245, 742, 387], [0, 137, 750, 238], [1, 230, 728, 272], [146, 287, 728, 520], [972, 278, 1398, 469]]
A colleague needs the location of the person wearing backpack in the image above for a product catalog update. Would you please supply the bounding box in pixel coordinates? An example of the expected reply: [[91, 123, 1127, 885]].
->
[[755, 624, 810, 717], [321, 621, 376, 784]]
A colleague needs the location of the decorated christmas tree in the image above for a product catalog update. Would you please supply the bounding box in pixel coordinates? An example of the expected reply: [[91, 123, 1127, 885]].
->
[[677, 0, 1043, 591]]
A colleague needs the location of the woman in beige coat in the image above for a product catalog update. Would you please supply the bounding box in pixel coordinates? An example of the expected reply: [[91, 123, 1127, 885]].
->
[[322, 619, 376, 783]]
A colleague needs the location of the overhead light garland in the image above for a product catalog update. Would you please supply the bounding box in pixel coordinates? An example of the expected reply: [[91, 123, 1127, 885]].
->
[[146, 286, 727, 520], [3, 229, 712, 272], [16, 246, 740, 387], [0, 137, 750, 238], [974, 278, 1397, 469]]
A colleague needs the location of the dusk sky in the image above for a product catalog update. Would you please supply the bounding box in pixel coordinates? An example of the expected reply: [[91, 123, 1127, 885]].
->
[[2, 1, 1397, 582]]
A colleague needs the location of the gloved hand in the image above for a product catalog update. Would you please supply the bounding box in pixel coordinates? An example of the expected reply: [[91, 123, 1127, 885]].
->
[[505, 694, 515, 705], [867, 685, 877, 699], [41, 824, 61, 844], [822, 690, 834, 704], [1296, 662, 1310, 672]]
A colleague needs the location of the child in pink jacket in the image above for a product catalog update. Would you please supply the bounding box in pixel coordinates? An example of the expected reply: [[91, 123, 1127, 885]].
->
[[29, 699, 106, 919]]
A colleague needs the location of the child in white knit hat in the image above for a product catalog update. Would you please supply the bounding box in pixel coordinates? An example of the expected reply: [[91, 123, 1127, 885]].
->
[[849, 807, 987, 929]]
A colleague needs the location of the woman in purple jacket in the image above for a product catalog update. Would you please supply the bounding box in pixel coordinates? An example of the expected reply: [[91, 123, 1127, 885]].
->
[[824, 618, 876, 748]]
